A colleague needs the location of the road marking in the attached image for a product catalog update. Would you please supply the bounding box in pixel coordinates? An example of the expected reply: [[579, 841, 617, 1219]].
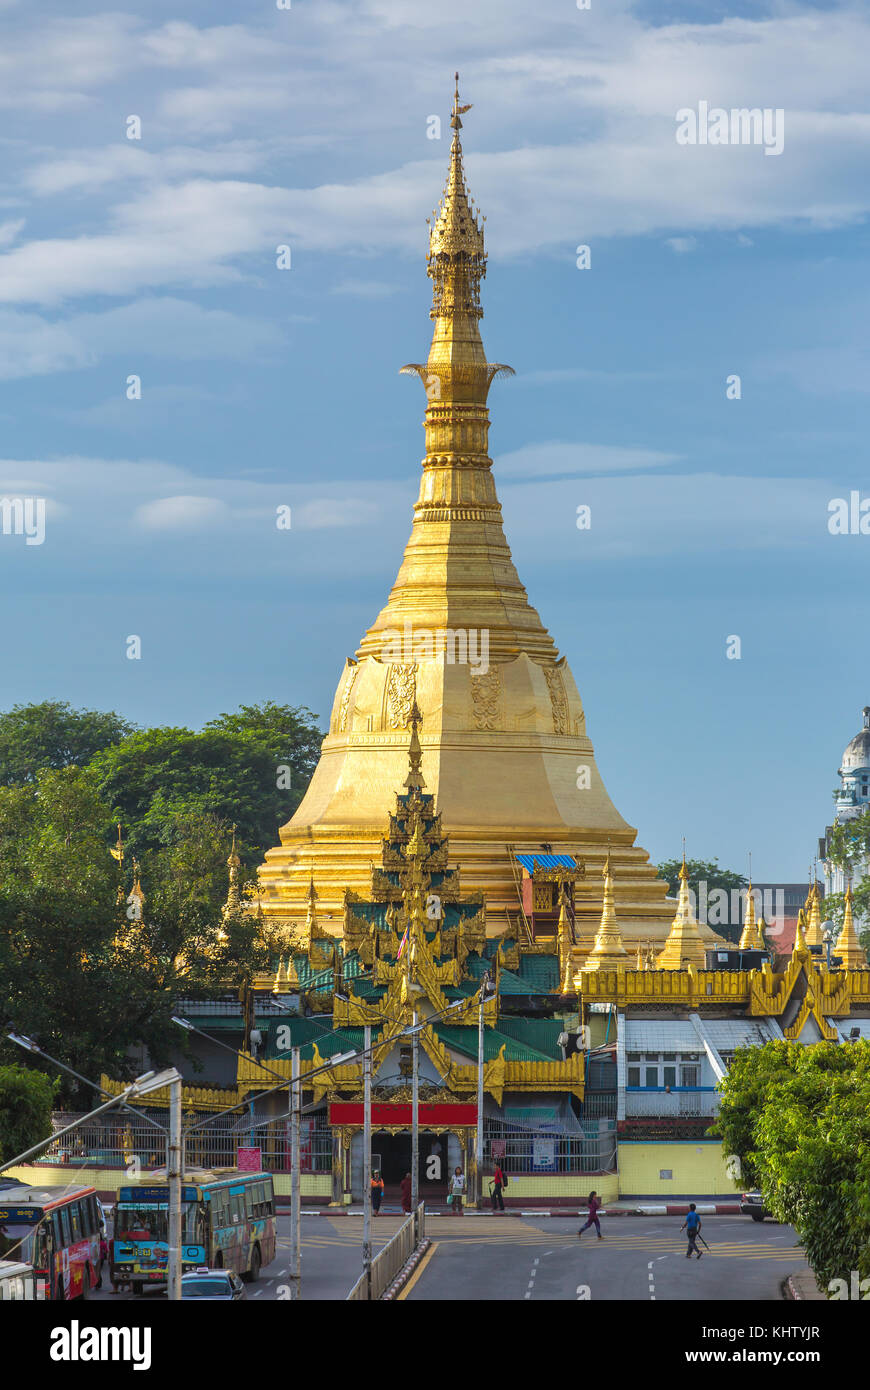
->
[[396, 1242, 438, 1301], [648, 1261, 655, 1301]]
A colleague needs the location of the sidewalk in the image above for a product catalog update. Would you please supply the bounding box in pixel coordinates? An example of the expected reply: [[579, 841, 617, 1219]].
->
[[786, 1271, 825, 1301]]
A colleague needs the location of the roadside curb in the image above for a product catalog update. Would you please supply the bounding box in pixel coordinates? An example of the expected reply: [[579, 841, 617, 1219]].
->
[[381, 1239, 431, 1301], [787, 1275, 802, 1301]]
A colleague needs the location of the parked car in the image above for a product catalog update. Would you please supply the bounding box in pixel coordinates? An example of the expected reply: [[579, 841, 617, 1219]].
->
[[180, 1268, 246, 1301], [740, 1190, 769, 1222]]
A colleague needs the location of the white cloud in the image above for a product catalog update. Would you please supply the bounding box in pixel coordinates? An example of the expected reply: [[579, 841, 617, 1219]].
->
[[494, 442, 681, 479], [0, 298, 287, 380], [329, 279, 399, 298], [665, 236, 697, 254], [136, 495, 230, 530]]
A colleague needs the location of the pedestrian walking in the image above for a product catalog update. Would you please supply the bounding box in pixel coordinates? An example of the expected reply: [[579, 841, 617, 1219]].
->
[[450, 1166, 466, 1215], [490, 1162, 506, 1212], [371, 1171, 384, 1216], [400, 1171, 412, 1214], [681, 1203, 703, 1258], [577, 1190, 603, 1239]]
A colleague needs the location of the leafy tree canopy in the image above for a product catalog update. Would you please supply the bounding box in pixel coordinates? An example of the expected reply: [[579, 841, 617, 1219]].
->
[[712, 1039, 870, 1291], [89, 701, 322, 870], [0, 1065, 57, 1163], [0, 770, 279, 1105], [656, 858, 748, 898], [0, 700, 133, 785]]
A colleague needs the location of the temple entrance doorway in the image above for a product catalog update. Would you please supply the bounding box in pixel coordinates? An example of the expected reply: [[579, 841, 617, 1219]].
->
[[349, 1129, 457, 1200]]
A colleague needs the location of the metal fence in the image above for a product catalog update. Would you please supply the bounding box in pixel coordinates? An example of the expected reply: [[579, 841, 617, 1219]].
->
[[37, 1111, 333, 1174], [483, 1120, 617, 1174], [581, 1092, 618, 1120], [624, 1089, 719, 1120], [346, 1204, 426, 1301]]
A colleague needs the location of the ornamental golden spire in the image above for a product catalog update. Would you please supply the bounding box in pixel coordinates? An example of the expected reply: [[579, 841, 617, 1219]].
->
[[403, 700, 425, 791], [585, 854, 629, 972], [657, 852, 707, 970], [805, 880, 824, 948], [835, 883, 868, 970], [792, 906, 809, 958], [738, 882, 763, 950], [223, 823, 241, 919], [357, 75, 559, 666]]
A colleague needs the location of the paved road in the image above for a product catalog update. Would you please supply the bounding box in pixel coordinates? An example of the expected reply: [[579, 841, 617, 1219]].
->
[[403, 1216, 810, 1302], [90, 1213, 398, 1302], [90, 1214, 809, 1302]]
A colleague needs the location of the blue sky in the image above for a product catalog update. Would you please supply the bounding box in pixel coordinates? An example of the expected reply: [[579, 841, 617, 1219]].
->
[[0, 0, 867, 879]]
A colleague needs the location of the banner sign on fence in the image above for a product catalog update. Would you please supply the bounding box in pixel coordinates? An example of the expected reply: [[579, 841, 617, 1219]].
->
[[329, 1102, 477, 1127], [490, 1139, 506, 1158], [236, 1146, 262, 1172], [532, 1138, 556, 1172]]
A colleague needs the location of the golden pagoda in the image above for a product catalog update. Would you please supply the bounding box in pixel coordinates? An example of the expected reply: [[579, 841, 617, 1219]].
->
[[256, 77, 706, 950], [583, 855, 629, 972], [738, 882, 763, 950], [835, 884, 868, 970], [805, 880, 825, 948], [656, 855, 708, 970]]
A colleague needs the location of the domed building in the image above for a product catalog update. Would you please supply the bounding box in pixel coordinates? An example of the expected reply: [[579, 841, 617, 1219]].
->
[[820, 706, 870, 895]]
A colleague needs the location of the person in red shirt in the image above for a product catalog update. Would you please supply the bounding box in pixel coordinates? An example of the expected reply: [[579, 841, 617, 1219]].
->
[[400, 1171, 412, 1214], [578, 1190, 603, 1239], [491, 1163, 506, 1212]]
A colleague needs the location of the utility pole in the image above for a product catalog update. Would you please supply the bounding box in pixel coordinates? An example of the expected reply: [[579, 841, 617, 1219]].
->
[[362, 1023, 372, 1299], [411, 1007, 419, 1212], [167, 1072, 182, 1302], [289, 1046, 301, 1300], [476, 972, 493, 1208]]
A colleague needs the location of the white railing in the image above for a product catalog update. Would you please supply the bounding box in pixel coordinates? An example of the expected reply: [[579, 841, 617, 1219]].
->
[[625, 1089, 719, 1119], [346, 1203, 425, 1301]]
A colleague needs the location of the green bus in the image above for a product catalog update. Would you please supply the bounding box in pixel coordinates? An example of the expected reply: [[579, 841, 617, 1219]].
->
[[112, 1171, 276, 1293]]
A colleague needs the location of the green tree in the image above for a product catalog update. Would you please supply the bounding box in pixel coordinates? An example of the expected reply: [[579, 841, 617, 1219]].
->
[[713, 1040, 870, 1292], [0, 771, 274, 1104], [0, 1065, 57, 1163], [89, 702, 322, 874], [0, 701, 133, 785]]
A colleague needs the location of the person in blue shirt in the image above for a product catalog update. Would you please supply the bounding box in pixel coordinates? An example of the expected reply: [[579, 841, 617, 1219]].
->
[[680, 1203, 702, 1259]]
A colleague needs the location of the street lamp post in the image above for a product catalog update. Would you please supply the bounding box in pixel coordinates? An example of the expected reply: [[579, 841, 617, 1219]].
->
[[411, 1007, 419, 1213], [362, 1023, 372, 1299], [476, 972, 495, 1208], [167, 1072, 183, 1303], [289, 1046, 301, 1300]]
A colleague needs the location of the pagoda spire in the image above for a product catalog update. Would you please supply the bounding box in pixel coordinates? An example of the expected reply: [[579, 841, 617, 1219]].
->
[[738, 881, 762, 950], [792, 907, 809, 959], [805, 880, 824, 948], [403, 700, 425, 791], [835, 883, 868, 969], [585, 854, 629, 972], [223, 824, 241, 919], [657, 852, 707, 970], [357, 76, 558, 666]]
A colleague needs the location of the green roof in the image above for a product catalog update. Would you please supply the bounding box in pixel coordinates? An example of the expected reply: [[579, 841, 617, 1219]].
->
[[263, 1017, 374, 1062], [515, 954, 560, 992], [434, 1024, 560, 1063]]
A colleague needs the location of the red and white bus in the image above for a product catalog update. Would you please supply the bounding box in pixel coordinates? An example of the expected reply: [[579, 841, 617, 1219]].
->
[[0, 1184, 103, 1301]]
